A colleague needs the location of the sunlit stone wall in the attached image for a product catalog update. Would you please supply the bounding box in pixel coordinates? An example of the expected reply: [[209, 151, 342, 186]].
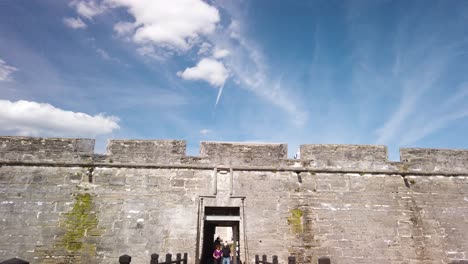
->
[[1, 136, 467, 264]]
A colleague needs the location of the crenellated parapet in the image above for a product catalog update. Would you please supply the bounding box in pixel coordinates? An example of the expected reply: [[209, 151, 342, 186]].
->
[[1, 136, 468, 174], [1, 136, 467, 264]]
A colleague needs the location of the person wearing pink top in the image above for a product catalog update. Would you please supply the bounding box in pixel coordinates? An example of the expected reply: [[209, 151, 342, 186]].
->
[[213, 244, 222, 264]]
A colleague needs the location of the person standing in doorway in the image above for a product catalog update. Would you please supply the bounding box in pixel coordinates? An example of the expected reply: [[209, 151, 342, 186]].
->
[[215, 236, 222, 247], [213, 244, 222, 264], [222, 242, 231, 264]]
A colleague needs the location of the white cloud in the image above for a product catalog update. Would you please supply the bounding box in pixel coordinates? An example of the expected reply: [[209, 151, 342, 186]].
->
[[0, 100, 119, 137], [0, 58, 18, 81], [177, 58, 229, 87], [107, 0, 220, 51], [213, 48, 230, 59], [63, 17, 87, 29], [69, 0, 220, 51], [70, 0, 106, 20]]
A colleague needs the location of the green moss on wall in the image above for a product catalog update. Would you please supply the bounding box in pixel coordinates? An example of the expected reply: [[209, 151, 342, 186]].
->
[[287, 208, 304, 234], [60, 193, 101, 252], [36, 193, 104, 264]]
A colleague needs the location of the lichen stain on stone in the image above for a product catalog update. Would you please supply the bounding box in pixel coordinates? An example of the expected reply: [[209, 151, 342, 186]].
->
[[60, 193, 102, 253], [287, 208, 304, 234]]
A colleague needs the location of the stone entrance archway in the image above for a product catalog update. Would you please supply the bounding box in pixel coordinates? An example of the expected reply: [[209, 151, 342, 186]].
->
[[199, 207, 241, 264]]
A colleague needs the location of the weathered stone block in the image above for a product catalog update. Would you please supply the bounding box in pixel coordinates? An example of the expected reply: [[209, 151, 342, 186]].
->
[[200, 141, 287, 166], [107, 139, 186, 164], [400, 148, 468, 172], [0, 136, 94, 162], [300, 144, 389, 170]]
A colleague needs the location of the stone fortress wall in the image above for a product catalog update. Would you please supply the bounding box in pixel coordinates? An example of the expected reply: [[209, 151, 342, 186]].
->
[[0, 136, 467, 264]]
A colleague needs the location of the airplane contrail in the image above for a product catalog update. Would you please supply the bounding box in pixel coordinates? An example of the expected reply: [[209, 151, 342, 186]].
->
[[215, 84, 224, 106]]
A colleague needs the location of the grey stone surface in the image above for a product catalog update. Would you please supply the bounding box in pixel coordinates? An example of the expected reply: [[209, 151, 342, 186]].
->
[[400, 148, 468, 172], [200, 141, 287, 166], [0, 136, 467, 264], [300, 144, 390, 170], [0, 136, 94, 162], [106, 139, 186, 164]]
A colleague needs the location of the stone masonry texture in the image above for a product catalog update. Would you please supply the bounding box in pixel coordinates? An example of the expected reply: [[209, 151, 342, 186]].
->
[[0, 136, 467, 264]]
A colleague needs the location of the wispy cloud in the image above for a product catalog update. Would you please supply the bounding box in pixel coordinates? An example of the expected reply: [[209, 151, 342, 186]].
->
[[218, 18, 309, 126], [70, 0, 106, 20], [343, 1, 468, 147], [113, 22, 135, 36], [0, 58, 18, 81], [197, 42, 213, 56], [105, 88, 190, 110], [375, 59, 447, 144], [213, 47, 230, 59], [63, 17, 87, 29], [399, 83, 468, 145], [0, 100, 119, 137], [200, 129, 212, 135], [96, 48, 119, 62]]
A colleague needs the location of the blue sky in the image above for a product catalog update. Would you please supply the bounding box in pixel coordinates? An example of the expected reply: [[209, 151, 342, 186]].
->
[[1, 0, 467, 160]]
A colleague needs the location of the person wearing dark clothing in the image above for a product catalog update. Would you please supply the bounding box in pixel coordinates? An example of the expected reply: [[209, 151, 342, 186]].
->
[[221, 243, 231, 264], [214, 236, 222, 246]]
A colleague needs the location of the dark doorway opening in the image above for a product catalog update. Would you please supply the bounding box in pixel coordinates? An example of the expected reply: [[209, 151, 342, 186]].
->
[[205, 207, 240, 216], [200, 207, 241, 264]]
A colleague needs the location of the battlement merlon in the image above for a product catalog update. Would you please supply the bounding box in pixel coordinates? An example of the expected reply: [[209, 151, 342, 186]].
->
[[400, 148, 468, 172], [106, 139, 186, 164], [0, 136, 94, 162], [299, 144, 390, 170], [300, 144, 388, 161], [200, 141, 288, 166]]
